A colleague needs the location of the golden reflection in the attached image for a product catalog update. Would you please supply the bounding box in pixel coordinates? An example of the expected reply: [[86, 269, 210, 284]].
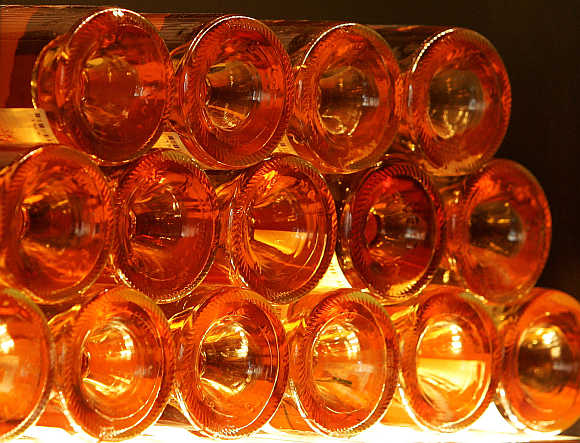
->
[[0, 323, 15, 354]]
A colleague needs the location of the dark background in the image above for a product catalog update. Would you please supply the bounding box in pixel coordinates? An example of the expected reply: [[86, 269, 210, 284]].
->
[[7, 0, 579, 299]]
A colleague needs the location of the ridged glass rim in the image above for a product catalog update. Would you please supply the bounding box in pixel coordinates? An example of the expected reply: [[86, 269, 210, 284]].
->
[[32, 8, 171, 166], [291, 290, 399, 436], [343, 160, 446, 303], [399, 286, 502, 432], [58, 287, 175, 440], [173, 286, 289, 438], [175, 15, 293, 169], [0, 286, 55, 441], [293, 23, 400, 174], [455, 158, 552, 305], [228, 154, 337, 304], [113, 148, 220, 304], [1, 145, 113, 305], [406, 27, 511, 174], [498, 287, 580, 433]]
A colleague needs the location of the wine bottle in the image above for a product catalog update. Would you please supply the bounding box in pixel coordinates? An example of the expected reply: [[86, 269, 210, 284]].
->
[[382, 284, 501, 432], [0, 285, 54, 440], [329, 157, 445, 304], [0, 5, 171, 165], [0, 144, 113, 305], [268, 289, 399, 437], [43, 285, 175, 440], [495, 287, 580, 434], [111, 148, 219, 303], [166, 285, 288, 438], [146, 13, 293, 170], [373, 25, 511, 176], [439, 158, 551, 306], [268, 20, 400, 174], [205, 154, 337, 304]]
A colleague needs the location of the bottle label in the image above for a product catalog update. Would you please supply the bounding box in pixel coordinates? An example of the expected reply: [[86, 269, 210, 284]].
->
[[0, 108, 59, 145], [275, 134, 299, 156], [153, 131, 191, 156]]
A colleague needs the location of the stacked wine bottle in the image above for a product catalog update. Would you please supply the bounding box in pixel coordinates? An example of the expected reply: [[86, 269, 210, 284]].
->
[[0, 5, 578, 442]]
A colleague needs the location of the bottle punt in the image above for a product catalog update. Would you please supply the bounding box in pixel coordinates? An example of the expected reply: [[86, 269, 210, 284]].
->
[[48, 286, 175, 441], [496, 288, 580, 434], [218, 154, 337, 304], [171, 16, 293, 169], [271, 289, 398, 437], [338, 159, 445, 303], [31, 8, 171, 165], [169, 286, 288, 438], [0, 145, 113, 305], [113, 148, 219, 303], [376, 26, 511, 175], [446, 159, 551, 305], [384, 285, 501, 432], [283, 23, 399, 174]]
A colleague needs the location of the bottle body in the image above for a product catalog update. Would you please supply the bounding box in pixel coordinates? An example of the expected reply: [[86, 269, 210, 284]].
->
[[0, 5, 171, 165], [0, 144, 113, 305], [268, 289, 399, 437], [0, 286, 54, 440], [495, 287, 580, 434], [205, 154, 337, 304], [269, 20, 400, 174], [45, 286, 175, 441], [373, 25, 511, 176], [439, 158, 551, 306], [153, 14, 293, 170], [332, 157, 446, 304], [111, 148, 219, 304], [382, 284, 501, 432], [168, 285, 289, 438]]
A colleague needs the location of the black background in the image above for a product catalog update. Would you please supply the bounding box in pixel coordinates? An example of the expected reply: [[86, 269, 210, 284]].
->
[[6, 0, 579, 299], [3, 0, 580, 435]]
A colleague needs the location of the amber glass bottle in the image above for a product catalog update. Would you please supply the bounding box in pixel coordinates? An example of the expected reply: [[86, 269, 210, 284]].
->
[[329, 157, 445, 304], [112, 148, 219, 303], [204, 154, 337, 304], [43, 286, 175, 440], [0, 286, 54, 440], [495, 288, 580, 434], [0, 144, 113, 305], [144, 13, 293, 170], [440, 159, 551, 306], [267, 20, 400, 174], [373, 26, 511, 176], [0, 6, 171, 165], [268, 289, 399, 437], [164, 285, 288, 438], [382, 285, 501, 432]]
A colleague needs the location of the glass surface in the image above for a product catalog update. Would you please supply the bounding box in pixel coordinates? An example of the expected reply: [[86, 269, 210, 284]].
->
[[445, 159, 551, 305], [270, 290, 398, 437], [0, 287, 53, 440], [170, 16, 292, 169], [0, 145, 112, 305], [497, 288, 580, 434], [114, 149, 219, 303], [374, 26, 511, 176], [170, 286, 288, 438], [48, 287, 174, 440], [337, 160, 444, 303], [273, 22, 399, 174], [384, 285, 500, 432]]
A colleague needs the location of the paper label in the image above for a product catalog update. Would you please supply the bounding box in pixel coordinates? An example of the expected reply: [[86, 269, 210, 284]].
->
[[153, 131, 190, 155], [274, 134, 299, 156], [0, 108, 59, 144]]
